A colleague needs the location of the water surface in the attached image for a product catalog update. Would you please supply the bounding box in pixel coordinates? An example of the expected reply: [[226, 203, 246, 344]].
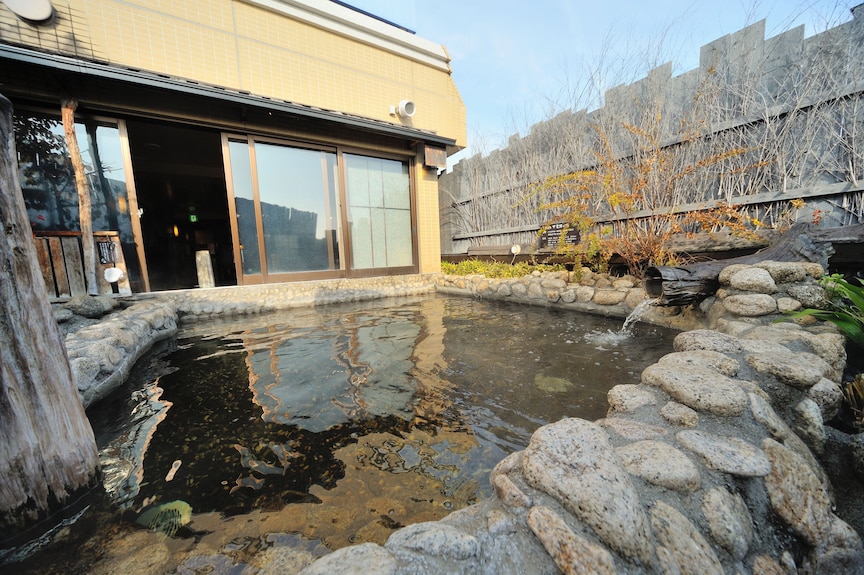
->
[[15, 295, 677, 574]]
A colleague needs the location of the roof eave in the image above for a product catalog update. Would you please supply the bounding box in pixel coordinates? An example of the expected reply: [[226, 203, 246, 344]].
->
[[0, 43, 456, 148]]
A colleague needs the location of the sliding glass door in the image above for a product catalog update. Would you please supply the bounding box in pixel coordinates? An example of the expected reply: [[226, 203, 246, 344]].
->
[[225, 137, 340, 282], [224, 136, 415, 284]]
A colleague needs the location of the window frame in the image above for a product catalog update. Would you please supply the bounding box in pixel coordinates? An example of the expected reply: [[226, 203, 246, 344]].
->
[[222, 134, 418, 284]]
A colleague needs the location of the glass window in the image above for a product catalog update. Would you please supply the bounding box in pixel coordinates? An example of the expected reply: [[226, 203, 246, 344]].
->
[[14, 111, 143, 290], [225, 141, 412, 281], [14, 112, 133, 241], [345, 154, 412, 269], [227, 140, 261, 275], [238, 141, 340, 275], [255, 142, 339, 274]]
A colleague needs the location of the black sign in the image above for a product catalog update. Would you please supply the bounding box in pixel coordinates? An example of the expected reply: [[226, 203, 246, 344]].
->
[[97, 241, 119, 265], [539, 222, 580, 249]]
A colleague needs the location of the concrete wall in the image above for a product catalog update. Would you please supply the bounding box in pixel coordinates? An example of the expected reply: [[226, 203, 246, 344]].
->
[[440, 10, 864, 255]]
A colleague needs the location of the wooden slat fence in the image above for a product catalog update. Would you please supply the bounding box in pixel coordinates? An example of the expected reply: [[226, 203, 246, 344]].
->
[[32, 232, 86, 299]]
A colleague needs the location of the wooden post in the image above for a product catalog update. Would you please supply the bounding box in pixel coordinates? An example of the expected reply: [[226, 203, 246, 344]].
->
[[0, 95, 100, 548], [61, 99, 98, 295]]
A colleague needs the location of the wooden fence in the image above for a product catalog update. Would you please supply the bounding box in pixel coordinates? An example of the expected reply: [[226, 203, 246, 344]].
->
[[33, 231, 87, 299]]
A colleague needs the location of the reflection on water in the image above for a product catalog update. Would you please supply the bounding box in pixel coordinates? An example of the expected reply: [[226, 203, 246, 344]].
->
[[13, 295, 677, 574], [247, 313, 421, 431]]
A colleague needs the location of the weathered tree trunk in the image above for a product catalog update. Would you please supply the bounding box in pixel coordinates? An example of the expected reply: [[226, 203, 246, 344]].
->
[[645, 221, 864, 306], [61, 99, 98, 295], [0, 95, 100, 548], [665, 229, 777, 255]]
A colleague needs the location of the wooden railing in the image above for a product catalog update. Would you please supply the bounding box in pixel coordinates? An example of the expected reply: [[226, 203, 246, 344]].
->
[[33, 231, 87, 299], [32, 230, 131, 299]]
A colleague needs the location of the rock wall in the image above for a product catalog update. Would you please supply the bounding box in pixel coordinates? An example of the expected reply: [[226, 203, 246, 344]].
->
[[301, 261, 864, 575], [436, 268, 706, 331], [58, 265, 864, 573], [60, 298, 178, 409], [140, 274, 439, 320]]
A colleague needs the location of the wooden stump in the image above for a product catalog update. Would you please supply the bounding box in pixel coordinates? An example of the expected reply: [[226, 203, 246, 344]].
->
[[0, 95, 100, 549], [645, 221, 864, 306]]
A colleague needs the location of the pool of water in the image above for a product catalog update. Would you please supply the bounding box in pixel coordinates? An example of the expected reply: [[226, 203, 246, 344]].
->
[[13, 294, 678, 574]]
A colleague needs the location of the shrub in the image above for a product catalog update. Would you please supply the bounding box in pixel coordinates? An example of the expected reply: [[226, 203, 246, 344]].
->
[[787, 274, 864, 349], [786, 274, 864, 428], [845, 375, 864, 429], [441, 259, 566, 279]]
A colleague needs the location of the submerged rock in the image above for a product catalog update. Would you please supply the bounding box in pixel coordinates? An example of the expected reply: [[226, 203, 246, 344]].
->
[[135, 500, 192, 537], [534, 373, 573, 392]]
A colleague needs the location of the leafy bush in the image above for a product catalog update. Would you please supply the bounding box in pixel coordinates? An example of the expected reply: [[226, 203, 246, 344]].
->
[[845, 374, 864, 428], [441, 259, 566, 279], [786, 274, 864, 428], [787, 274, 864, 348]]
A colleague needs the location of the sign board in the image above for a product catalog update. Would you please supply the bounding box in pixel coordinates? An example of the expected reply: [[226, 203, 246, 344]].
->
[[423, 145, 447, 169], [97, 240, 121, 265], [538, 222, 580, 249]]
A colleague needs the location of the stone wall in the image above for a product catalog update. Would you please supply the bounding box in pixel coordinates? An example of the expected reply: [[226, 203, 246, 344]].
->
[[300, 262, 864, 575], [435, 268, 708, 332], [61, 298, 178, 409], [138, 274, 440, 320]]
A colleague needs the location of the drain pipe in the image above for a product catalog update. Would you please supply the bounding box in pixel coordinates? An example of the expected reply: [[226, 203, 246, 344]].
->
[[643, 265, 720, 307]]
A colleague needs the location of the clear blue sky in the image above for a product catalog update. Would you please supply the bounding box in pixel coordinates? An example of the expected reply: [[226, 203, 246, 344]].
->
[[346, 1, 859, 165]]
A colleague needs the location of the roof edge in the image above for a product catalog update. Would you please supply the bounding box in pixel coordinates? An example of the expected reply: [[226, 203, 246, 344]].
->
[[0, 43, 456, 147], [241, 0, 451, 72]]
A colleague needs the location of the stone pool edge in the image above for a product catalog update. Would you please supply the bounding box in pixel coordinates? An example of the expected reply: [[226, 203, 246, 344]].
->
[[60, 266, 864, 574]]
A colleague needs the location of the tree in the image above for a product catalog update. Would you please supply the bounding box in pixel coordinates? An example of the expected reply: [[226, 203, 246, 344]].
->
[[0, 95, 100, 547]]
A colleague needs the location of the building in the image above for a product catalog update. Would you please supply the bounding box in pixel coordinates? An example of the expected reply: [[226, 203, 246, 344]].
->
[[0, 0, 465, 294]]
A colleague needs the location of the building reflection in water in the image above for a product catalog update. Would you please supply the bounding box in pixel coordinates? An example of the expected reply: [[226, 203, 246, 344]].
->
[[227, 297, 486, 548]]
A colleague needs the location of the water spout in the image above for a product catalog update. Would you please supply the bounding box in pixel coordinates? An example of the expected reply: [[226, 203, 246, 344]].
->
[[620, 298, 658, 334]]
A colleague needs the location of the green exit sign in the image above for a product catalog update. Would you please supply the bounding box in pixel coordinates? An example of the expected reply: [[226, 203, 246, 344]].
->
[[189, 214, 198, 223]]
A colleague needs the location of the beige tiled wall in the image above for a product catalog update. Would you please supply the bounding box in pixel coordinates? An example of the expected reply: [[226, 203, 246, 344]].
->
[[0, 0, 465, 148], [1, 0, 462, 273], [416, 161, 442, 274]]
